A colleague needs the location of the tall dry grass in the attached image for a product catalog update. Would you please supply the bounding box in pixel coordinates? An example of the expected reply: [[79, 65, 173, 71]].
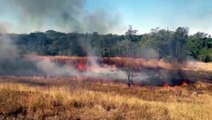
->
[[0, 77, 211, 120]]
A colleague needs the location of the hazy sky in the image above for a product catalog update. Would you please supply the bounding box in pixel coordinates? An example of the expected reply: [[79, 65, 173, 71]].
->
[[0, 0, 212, 34]]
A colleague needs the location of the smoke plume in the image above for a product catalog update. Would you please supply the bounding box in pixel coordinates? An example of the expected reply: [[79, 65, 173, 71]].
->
[[0, 0, 191, 85], [0, 35, 39, 75], [36, 59, 80, 76], [0, 22, 12, 33], [2, 0, 123, 34]]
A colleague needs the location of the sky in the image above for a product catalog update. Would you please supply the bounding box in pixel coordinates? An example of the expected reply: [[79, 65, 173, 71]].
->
[[0, 0, 212, 35]]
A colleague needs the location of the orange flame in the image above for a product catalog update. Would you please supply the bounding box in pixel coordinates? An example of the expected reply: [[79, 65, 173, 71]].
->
[[182, 82, 188, 86], [163, 83, 171, 89], [78, 59, 86, 71]]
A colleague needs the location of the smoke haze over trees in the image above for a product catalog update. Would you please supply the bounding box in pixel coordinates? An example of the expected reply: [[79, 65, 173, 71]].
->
[[0, 0, 211, 63], [1, 27, 211, 62]]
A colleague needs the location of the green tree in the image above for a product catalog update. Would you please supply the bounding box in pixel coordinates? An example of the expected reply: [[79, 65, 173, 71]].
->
[[170, 27, 189, 62]]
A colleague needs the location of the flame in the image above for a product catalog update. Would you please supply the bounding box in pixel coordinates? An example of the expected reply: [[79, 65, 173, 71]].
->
[[182, 82, 188, 86], [174, 85, 181, 89], [163, 81, 189, 90], [78, 59, 86, 71], [163, 83, 171, 89]]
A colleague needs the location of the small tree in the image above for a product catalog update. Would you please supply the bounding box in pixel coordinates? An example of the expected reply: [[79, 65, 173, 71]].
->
[[125, 25, 138, 87]]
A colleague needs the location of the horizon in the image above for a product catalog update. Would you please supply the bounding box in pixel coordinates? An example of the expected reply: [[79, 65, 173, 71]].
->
[[0, 0, 212, 35], [0, 27, 211, 36]]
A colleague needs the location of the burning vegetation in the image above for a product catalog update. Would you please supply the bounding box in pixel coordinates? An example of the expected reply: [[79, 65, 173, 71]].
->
[[0, 26, 212, 120], [0, 34, 211, 120], [0, 7, 211, 119], [28, 55, 212, 87], [0, 0, 212, 119]]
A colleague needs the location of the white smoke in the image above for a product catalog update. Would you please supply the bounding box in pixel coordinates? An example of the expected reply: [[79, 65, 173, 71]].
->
[[0, 35, 19, 60], [36, 59, 79, 76]]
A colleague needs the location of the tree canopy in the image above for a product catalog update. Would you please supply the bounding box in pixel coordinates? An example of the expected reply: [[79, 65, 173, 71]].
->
[[2, 27, 212, 62]]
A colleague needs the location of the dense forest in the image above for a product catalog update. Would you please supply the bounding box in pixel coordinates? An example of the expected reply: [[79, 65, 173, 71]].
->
[[3, 27, 212, 62]]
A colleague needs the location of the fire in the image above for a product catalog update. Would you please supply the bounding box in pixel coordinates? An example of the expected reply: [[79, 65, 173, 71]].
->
[[78, 59, 87, 71], [163, 83, 171, 89], [163, 81, 190, 90], [182, 82, 188, 86]]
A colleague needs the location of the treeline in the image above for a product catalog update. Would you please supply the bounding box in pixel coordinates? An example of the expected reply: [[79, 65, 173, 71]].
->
[[5, 27, 212, 62]]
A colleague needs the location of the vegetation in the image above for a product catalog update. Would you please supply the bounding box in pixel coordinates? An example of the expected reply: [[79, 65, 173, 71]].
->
[[0, 77, 211, 120], [4, 27, 212, 62]]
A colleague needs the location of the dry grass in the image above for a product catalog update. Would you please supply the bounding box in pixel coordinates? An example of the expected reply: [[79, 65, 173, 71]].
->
[[0, 76, 211, 120], [30, 56, 212, 72]]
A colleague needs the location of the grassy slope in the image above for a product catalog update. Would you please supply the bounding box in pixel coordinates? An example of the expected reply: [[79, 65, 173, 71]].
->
[[0, 77, 211, 120]]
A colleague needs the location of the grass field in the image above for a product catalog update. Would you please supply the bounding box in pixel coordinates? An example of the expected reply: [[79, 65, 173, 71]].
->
[[32, 56, 212, 72], [0, 76, 211, 120]]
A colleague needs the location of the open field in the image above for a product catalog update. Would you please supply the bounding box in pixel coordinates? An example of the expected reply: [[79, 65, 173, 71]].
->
[[0, 56, 212, 119], [0, 76, 211, 120], [1, 0, 212, 119]]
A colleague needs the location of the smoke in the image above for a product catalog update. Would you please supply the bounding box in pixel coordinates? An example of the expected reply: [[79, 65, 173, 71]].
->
[[0, 22, 12, 33], [0, 35, 18, 59], [34, 56, 129, 80], [0, 25, 186, 86], [84, 10, 122, 34], [36, 59, 79, 76], [3, 0, 123, 34], [0, 0, 127, 78], [0, 35, 39, 75], [0, 34, 80, 76], [0, 33, 189, 85], [134, 46, 159, 59], [0, 0, 189, 85]]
